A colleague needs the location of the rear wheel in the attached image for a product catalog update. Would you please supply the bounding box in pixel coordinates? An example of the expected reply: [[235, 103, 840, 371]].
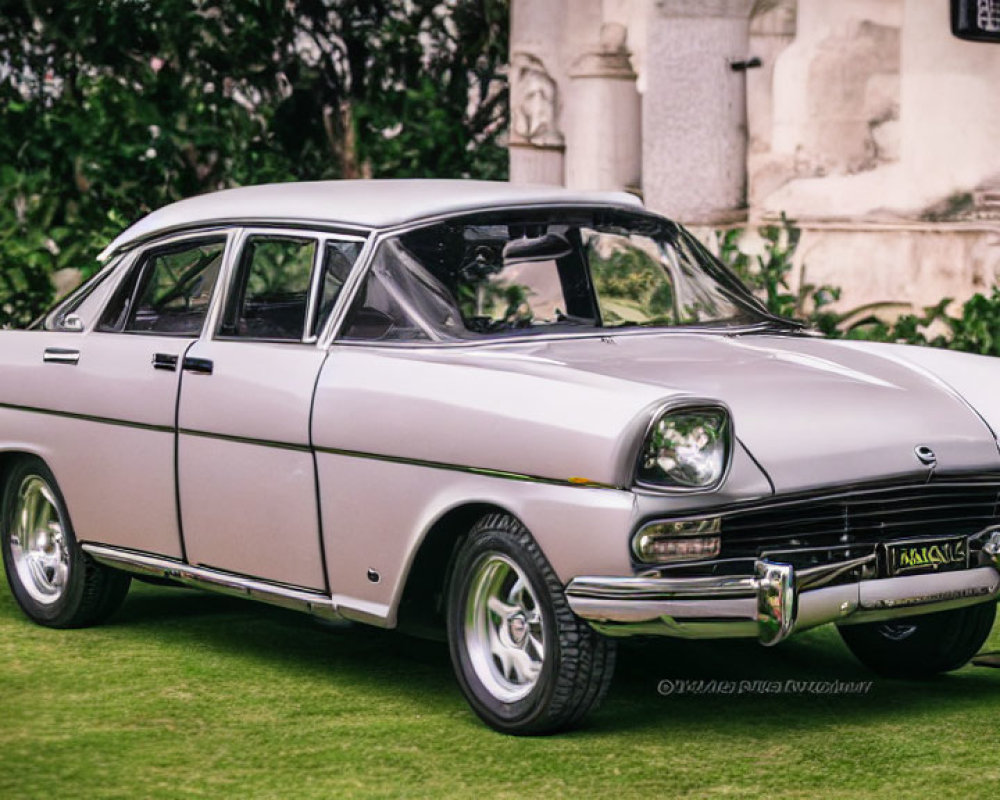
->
[[1, 458, 130, 628], [837, 601, 996, 677], [446, 513, 616, 735]]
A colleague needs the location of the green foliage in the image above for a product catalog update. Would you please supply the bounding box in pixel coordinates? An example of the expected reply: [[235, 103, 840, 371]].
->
[[0, 0, 509, 327], [717, 214, 890, 337], [717, 215, 1000, 357], [590, 244, 674, 324], [848, 289, 1000, 357]]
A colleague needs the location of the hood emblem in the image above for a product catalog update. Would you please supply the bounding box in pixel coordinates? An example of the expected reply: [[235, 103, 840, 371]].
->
[[914, 445, 937, 468]]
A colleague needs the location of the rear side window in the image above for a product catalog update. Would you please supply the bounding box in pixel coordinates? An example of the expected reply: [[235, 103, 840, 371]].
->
[[221, 236, 317, 341], [99, 239, 226, 336]]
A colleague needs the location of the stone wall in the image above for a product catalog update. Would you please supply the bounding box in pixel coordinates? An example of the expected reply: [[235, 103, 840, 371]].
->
[[506, 0, 1000, 311]]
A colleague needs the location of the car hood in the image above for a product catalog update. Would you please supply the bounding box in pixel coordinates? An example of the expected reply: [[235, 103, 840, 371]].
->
[[479, 332, 1000, 494]]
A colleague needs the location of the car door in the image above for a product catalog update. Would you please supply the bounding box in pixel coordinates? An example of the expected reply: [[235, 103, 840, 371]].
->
[[0, 234, 230, 558], [176, 229, 364, 590]]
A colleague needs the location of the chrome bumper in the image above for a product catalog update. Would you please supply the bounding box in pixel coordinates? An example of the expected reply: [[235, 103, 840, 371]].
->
[[565, 531, 1000, 645]]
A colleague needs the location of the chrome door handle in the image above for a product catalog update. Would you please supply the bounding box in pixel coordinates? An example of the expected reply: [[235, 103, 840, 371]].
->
[[152, 353, 179, 371], [43, 348, 80, 365], [182, 356, 214, 375]]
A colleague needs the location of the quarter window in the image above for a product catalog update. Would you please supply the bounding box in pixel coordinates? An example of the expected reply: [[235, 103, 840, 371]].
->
[[315, 240, 363, 335]]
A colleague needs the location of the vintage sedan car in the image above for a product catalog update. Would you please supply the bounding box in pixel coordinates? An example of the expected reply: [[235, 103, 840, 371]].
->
[[3, 180, 1000, 734]]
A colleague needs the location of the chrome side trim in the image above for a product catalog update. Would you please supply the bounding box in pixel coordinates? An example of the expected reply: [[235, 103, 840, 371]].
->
[[178, 427, 311, 452], [81, 544, 344, 621], [0, 401, 174, 435], [314, 445, 625, 491]]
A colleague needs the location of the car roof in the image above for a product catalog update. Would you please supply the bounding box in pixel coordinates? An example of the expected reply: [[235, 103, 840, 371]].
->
[[97, 179, 645, 260]]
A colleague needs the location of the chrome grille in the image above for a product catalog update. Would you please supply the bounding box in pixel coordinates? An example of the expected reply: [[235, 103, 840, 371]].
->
[[660, 477, 1000, 576]]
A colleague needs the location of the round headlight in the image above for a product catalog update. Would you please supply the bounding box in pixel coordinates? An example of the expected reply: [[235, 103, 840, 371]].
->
[[636, 407, 731, 489]]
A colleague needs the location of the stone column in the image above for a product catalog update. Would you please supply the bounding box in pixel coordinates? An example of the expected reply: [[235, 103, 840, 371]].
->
[[565, 23, 642, 192], [747, 0, 797, 156], [642, 0, 754, 223], [508, 0, 569, 185]]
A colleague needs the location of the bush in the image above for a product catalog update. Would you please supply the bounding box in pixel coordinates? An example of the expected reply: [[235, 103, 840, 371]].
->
[[716, 215, 1000, 357]]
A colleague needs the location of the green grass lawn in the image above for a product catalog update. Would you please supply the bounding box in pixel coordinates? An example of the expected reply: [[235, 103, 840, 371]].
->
[[3, 571, 1000, 799]]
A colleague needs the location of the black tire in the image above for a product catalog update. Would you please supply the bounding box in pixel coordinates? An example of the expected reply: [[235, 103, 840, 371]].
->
[[1, 457, 130, 628], [446, 513, 616, 735], [837, 601, 997, 678]]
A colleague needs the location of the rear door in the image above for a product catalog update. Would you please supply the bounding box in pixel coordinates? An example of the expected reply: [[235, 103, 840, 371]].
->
[[176, 229, 364, 590]]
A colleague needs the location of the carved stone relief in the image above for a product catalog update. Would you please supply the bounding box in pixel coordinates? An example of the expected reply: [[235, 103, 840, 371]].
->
[[509, 52, 564, 148]]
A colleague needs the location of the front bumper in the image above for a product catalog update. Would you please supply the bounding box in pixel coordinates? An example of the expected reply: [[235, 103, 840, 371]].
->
[[565, 530, 1000, 645]]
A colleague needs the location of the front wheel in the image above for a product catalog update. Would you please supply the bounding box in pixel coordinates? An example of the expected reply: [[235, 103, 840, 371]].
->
[[446, 513, 616, 735], [1, 458, 131, 628], [837, 601, 996, 678]]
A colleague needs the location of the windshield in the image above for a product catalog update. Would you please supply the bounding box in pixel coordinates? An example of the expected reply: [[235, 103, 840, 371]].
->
[[339, 209, 785, 343]]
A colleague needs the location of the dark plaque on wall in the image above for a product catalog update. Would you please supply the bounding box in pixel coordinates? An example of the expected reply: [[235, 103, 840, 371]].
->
[[952, 0, 1000, 42]]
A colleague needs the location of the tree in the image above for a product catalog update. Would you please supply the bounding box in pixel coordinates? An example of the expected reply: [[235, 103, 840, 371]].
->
[[0, 0, 509, 327]]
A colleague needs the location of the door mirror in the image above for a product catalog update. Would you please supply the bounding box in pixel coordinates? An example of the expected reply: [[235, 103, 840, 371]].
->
[[952, 0, 1000, 42], [59, 314, 85, 332]]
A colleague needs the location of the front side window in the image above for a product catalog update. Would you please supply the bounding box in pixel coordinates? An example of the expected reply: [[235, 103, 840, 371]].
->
[[338, 210, 777, 343], [99, 239, 226, 336]]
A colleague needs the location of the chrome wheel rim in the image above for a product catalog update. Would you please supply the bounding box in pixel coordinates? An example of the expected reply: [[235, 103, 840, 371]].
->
[[465, 553, 545, 703], [9, 476, 70, 605]]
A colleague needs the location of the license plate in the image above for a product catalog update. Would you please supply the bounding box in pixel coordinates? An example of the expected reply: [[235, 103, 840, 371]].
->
[[884, 536, 969, 577]]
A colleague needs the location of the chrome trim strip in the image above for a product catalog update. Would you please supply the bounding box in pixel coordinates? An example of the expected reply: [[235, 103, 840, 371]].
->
[[178, 427, 311, 453], [0, 401, 174, 435], [201, 226, 245, 342], [100, 220, 372, 262], [303, 234, 326, 342], [313, 444, 625, 491], [81, 544, 344, 620], [325, 322, 799, 351]]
